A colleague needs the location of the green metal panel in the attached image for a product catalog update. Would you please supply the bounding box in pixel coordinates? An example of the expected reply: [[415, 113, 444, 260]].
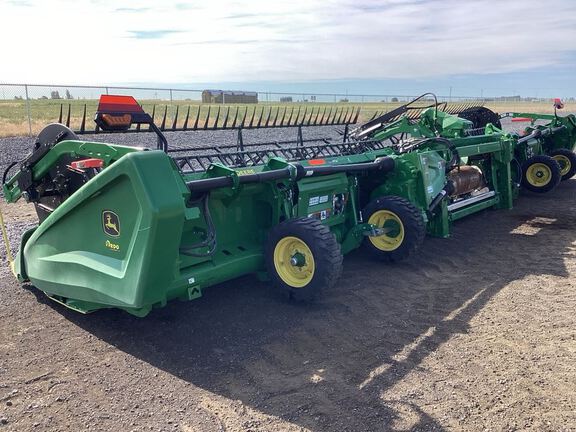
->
[[22, 151, 187, 315], [295, 174, 350, 225], [417, 151, 446, 205]]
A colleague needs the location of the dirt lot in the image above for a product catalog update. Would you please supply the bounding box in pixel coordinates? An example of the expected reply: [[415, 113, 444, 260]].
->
[[0, 183, 575, 431]]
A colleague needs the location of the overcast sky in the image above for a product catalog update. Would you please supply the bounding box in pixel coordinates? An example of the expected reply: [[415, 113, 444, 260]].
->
[[1, 0, 575, 95]]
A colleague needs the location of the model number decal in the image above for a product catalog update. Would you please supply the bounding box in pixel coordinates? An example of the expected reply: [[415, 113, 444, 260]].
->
[[236, 169, 256, 176]]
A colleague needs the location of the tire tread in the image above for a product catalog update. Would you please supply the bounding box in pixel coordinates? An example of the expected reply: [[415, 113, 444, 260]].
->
[[362, 196, 425, 262], [521, 155, 562, 193], [265, 217, 343, 301]]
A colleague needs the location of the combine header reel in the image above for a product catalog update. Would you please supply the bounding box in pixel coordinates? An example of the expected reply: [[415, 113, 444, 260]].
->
[[58, 99, 361, 149], [2, 94, 575, 316]]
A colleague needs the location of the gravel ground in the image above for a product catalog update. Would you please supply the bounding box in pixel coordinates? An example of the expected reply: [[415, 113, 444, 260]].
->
[[0, 115, 550, 177], [0, 118, 575, 431]]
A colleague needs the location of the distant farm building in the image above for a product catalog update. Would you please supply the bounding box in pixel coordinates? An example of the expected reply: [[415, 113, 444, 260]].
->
[[202, 90, 258, 104], [280, 96, 293, 102]]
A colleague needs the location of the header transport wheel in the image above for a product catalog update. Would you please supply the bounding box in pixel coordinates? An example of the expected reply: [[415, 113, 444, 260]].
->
[[363, 196, 425, 262], [550, 149, 576, 181], [457, 106, 502, 129], [521, 155, 561, 193], [266, 217, 343, 301]]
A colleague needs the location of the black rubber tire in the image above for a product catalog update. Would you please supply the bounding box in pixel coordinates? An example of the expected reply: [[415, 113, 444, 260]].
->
[[265, 217, 343, 301], [362, 196, 425, 262], [550, 149, 576, 181], [521, 155, 562, 193], [457, 106, 502, 129]]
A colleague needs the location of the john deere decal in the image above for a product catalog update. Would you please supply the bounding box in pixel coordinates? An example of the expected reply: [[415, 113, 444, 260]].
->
[[102, 210, 120, 237]]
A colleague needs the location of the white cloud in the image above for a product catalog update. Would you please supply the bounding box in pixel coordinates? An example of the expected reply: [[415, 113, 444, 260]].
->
[[0, 0, 574, 84]]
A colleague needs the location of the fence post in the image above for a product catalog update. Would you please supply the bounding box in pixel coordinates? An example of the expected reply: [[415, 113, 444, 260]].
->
[[105, 87, 109, 95], [24, 84, 32, 136], [170, 89, 173, 102]]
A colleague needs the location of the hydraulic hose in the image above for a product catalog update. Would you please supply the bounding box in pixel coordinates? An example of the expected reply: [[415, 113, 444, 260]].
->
[[179, 194, 217, 257], [408, 137, 459, 172], [427, 181, 456, 215], [2, 162, 19, 185]]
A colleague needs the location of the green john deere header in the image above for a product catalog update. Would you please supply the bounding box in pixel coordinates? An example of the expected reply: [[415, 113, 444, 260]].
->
[[2, 94, 575, 316]]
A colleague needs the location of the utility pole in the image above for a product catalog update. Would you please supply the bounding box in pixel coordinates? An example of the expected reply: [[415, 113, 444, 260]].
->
[[24, 84, 32, 136]]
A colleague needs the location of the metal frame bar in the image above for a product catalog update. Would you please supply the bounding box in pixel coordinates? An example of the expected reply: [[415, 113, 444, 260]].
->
[[171, 139, 388, 173]]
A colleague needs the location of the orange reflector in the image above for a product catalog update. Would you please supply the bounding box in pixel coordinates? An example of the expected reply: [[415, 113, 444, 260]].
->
[[101, 113, 132, 127], [512, 118, 532, 122], [70, 158, 104, 169], [308, 159, 326, 166]]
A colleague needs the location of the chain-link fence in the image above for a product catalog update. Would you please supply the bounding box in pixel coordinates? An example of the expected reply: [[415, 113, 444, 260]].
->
[[0, 84, 205, 137], [0, 83, 573, 137]]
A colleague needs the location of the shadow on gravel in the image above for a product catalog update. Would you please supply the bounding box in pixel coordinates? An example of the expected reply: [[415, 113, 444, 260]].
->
[[30, 181, 576, 432]]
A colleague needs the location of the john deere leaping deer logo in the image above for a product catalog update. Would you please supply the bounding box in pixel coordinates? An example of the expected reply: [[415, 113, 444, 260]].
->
[[102, 211, 120, 237]]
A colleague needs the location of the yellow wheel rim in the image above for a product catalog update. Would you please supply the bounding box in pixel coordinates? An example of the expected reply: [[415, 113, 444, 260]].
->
[[273, 236, 315, 288], [553, 155, 571, 177], [368, 210, 405, 251], [526, 163, 552, 187]]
